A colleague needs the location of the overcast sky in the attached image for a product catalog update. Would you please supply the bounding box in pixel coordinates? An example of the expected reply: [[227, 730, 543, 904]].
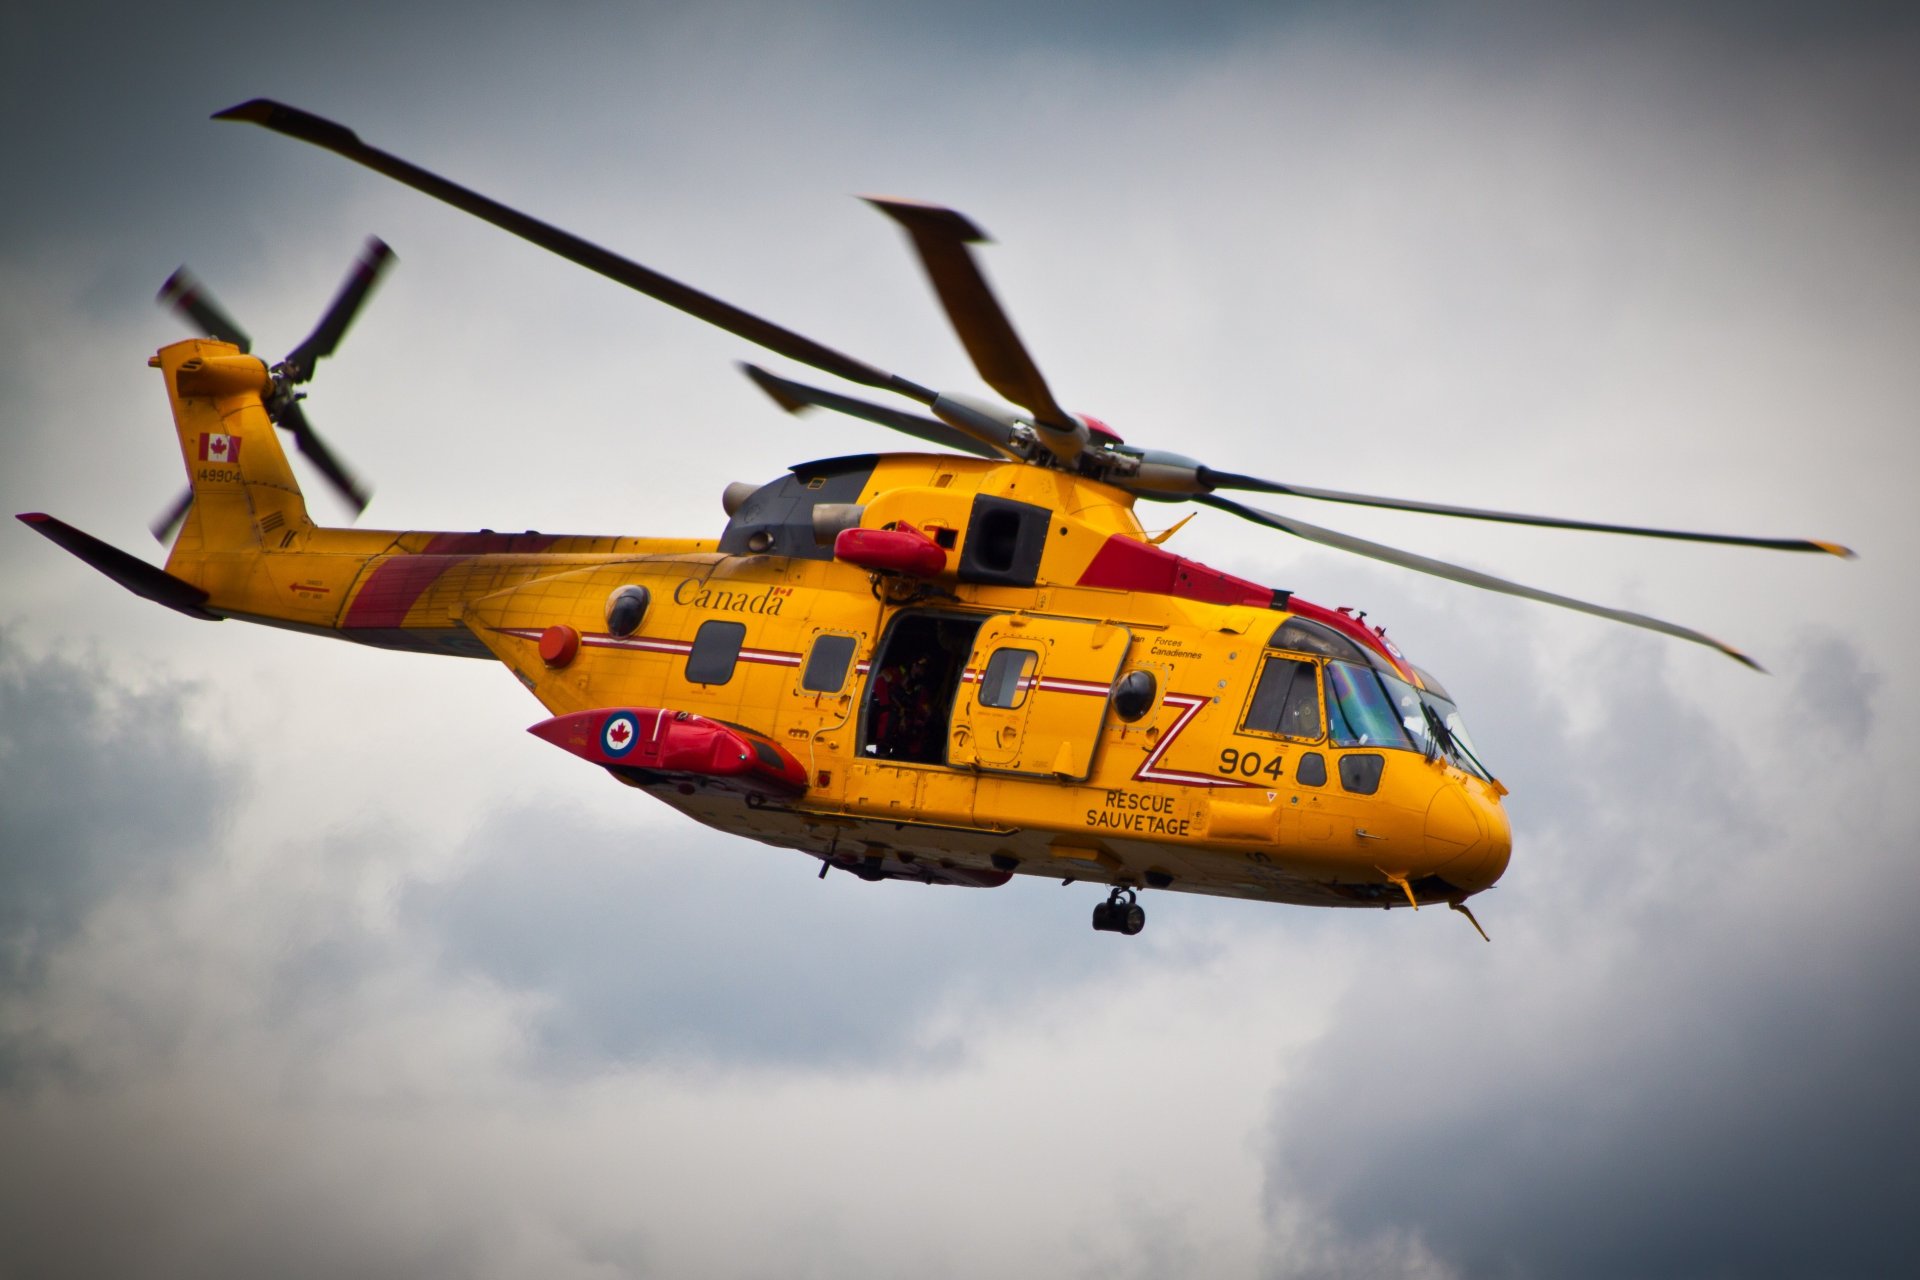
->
[[4, 3, 1918, 1277]]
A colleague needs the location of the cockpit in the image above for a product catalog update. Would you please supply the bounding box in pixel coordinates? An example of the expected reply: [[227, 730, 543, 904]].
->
[[1267, 616, 1495, 782], [1325, 660, 1494, 781]]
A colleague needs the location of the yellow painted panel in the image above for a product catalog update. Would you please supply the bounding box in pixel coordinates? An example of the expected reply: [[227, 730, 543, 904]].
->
[[950, 614, 1128, 781]]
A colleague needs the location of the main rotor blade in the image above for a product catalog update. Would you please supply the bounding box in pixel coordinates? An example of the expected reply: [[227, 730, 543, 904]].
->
[[150, 488, 194, 543], [278, 399, 371, 514], [1200, 469, 1854, 557], [157, 267, 251, 352], [1197, 494, 1762, 669], [282, 236, 396, 382], [863, 196, 1085, 456], [742, 364, 1005, 460], [216, 100, 936, 406]]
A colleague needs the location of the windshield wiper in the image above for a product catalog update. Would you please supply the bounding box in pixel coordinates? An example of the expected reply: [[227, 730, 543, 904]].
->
[[1422, 700, 1494, 781], [1420, 701, 1454, 759]]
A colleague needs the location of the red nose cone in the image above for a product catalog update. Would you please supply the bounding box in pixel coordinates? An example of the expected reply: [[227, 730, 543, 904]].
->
[[1077, 413, 1122, 446]]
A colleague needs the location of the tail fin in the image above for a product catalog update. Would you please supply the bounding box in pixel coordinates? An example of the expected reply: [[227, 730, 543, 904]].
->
[[154, 337, 314, 560]]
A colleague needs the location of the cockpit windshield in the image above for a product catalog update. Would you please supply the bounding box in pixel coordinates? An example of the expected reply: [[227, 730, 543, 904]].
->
[[1325, 661, 1494, 781]]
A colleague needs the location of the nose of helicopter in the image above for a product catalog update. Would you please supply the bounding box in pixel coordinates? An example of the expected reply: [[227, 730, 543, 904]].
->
[[1425, 774, 1512, 894]]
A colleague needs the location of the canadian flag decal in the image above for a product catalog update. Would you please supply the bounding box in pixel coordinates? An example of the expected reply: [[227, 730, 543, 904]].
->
[[198, 433, 242, 464]]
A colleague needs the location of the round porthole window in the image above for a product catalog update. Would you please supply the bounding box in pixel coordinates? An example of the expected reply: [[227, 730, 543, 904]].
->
[[605, 584, 651, 637], [1113, 669, 1157, 722]]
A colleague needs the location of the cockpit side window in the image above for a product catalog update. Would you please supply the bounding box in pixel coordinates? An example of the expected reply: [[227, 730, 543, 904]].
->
[[1326, 662, 1412, 749], [1326, 661, 1495, 780], [1243, 656, 1323, 740]]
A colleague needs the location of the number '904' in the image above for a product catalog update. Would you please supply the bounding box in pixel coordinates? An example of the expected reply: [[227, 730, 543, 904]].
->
[[1218, 748, 1284, 780]]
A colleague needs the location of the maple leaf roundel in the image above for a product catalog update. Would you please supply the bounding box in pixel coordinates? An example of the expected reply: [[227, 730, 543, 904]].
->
[[602, 712, 640, 758]]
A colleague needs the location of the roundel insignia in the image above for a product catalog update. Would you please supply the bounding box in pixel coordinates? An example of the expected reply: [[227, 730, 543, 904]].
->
[[602, 712, 640, 758]]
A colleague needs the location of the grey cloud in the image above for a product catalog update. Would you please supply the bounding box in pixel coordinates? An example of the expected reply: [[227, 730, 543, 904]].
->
[[1788, 630, 1880, 745], [406, 799, 1122, 1071], [1259, 636, 1920, 1280], [0, 641, 531, 1278], [1266, 912, 1920, 1279], [0, 1095, 506, 1280], [3, 2, 1917, 1276], [0, 629, 227, 990]]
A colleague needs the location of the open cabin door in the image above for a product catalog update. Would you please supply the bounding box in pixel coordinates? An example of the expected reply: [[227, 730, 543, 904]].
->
[[950, 615, 1130, 780]]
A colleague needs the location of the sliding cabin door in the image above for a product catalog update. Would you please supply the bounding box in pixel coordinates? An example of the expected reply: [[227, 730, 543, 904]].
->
[[950, 616, 1130, 780]]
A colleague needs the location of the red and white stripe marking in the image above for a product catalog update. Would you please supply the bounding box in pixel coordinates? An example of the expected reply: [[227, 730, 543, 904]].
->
[[956, 669, 1112, 698], [494, 628, 801, 669], [1134, 692, 1254, 788], [496, 629, 1242, 788]]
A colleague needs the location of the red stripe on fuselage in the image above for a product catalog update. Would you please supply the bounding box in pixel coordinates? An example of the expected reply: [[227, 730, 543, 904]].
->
[[344, 533, 559, 630], [1076, 535, 1411, 679], [1076, 535, 1274, 608], [493, 628, 801, 669]]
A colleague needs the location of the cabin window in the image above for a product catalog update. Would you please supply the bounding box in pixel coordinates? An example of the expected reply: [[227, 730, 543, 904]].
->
[[1243, 656, 1323, 739], [980, 648, 1039, 709], [685, 620, 746, 685], [801, 633, 857, 693], [1296, 751, 1328, 787], [1339, 753, 1385, 795]]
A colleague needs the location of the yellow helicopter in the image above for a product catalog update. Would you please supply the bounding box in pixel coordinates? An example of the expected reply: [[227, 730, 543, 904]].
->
[[20, 100, 1853, 939]]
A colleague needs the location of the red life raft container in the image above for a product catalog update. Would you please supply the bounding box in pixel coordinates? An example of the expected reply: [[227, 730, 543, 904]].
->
[[529, 706, 808, 799]]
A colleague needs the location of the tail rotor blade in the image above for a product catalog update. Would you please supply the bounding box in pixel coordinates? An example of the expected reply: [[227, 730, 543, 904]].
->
[[282, 236, 396, 382], [1196, 494, 1762, 669], [278, 399, 371, 513], [157, 268, 252, 353], [150, 488, 194, 543]]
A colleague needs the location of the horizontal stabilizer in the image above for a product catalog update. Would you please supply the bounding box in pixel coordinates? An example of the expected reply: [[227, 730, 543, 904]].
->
[[16, 513, 220, 620]]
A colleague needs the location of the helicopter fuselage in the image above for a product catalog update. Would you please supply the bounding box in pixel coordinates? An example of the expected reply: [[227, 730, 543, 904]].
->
[[137, 338, 1510, 915], [26, 97, 1855, 937]]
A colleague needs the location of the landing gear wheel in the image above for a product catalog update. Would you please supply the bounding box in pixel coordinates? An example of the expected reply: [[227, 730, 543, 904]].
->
[[1091, 887, 1146, 936]]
